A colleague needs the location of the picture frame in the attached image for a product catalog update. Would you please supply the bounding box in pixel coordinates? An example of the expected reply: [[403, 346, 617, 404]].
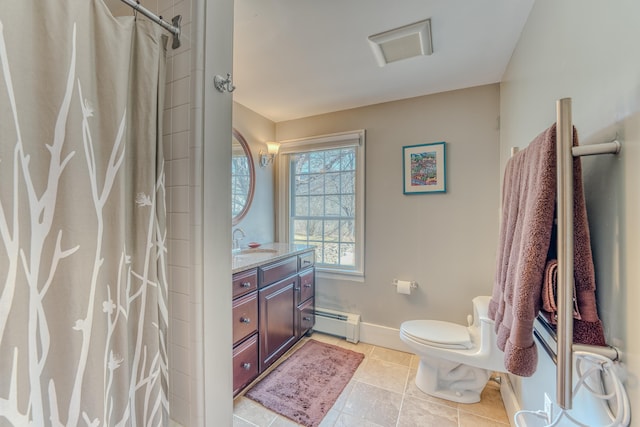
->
[[402, 141, 446, 194]]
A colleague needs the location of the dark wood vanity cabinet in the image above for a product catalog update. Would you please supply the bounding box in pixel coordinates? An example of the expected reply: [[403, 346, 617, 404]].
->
[[232, 249, 315, 396]]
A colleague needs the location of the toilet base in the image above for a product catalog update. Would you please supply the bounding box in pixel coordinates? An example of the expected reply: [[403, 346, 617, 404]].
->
[[415, 358, 491, 404]]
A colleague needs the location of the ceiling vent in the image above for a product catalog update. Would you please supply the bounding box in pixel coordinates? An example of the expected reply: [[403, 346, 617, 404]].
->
[[368, 18, 433, 67]]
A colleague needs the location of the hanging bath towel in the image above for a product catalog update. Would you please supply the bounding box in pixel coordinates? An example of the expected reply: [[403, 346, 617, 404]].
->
[[488, 124, 606, 377]]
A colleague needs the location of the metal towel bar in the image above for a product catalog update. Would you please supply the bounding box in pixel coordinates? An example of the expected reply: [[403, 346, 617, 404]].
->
[[555, 98, 620, 410]]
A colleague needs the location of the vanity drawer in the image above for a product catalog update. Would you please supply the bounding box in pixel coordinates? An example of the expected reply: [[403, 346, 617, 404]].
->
[[233, 333, 259, 396], [298, 251, 315, 270], [233, 291, 258, 345], [233, 269, 258, 298], [259, 256, 297, 288], [297, 297, 315, 338], [297, 269, 314, 304]]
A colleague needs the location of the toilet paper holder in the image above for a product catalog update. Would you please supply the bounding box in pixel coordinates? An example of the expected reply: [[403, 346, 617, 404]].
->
[[392, 279, 418, 289]]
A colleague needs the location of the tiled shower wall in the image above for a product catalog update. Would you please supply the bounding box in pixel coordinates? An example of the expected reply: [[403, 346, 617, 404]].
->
[[156, 0, 198, 425]]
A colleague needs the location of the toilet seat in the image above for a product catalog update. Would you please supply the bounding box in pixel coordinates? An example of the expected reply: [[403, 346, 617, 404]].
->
[[402, 320, 473, 349]]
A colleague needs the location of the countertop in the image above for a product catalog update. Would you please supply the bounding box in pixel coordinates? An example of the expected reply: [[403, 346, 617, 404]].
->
[[232, 242, 314, 274]]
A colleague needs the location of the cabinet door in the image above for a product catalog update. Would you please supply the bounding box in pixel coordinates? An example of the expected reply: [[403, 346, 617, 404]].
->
[[259, 276, 297, 371]]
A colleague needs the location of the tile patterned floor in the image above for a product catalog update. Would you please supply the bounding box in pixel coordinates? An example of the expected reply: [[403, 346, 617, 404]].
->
[[233, 333, 510, 427]]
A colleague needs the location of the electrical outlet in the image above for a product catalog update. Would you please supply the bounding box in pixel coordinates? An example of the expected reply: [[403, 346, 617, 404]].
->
[[544, 393, 553, 422]]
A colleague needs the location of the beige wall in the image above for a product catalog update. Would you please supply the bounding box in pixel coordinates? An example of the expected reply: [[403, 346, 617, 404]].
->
[[500, 0, 640, 419], [275, 84, 501, 328]]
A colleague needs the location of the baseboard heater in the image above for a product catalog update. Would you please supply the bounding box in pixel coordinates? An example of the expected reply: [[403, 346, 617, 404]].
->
[[314, 308, 361, 343]]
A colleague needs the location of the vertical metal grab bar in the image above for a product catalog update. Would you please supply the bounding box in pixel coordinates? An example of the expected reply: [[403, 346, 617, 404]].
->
[[556, 97, 574, 410]]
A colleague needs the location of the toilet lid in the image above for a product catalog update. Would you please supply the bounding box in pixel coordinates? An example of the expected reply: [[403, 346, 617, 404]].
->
[[402, 320, 472, 349]]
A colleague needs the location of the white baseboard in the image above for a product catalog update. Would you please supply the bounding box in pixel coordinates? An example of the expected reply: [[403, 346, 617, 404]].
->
[[358, 322, 412, 353], [500, 374, 520, 427]]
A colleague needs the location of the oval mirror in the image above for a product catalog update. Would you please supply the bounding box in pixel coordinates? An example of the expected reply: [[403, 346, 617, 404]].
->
[[231, 128, 255, 225]]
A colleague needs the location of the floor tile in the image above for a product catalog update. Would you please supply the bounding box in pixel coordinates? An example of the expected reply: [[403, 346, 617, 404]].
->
[[233, 415, 259, 427], [317, 408, 340, 427], [233, 397, 277, 427], [342, 381, 403, 426], [331, 380, 355, 412], [269, 415, 302, 426], [370, 346, 412, 366], [353, 357, 410, 394], [457, 381, 509, 423], [458, 410, 510, 427], [334, 412, 386, 427], [396, 396, 458, 427], [332, 338, 375, 357]]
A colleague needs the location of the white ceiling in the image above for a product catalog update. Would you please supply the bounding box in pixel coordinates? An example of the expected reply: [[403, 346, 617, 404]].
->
[[233, 1, 534, 123]]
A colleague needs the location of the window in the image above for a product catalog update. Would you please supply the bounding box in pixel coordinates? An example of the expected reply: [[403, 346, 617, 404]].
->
[[277, 131, 365, 280]]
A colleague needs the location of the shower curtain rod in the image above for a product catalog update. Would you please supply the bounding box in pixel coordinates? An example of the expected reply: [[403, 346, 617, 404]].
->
[[118, 0, 182, 49]]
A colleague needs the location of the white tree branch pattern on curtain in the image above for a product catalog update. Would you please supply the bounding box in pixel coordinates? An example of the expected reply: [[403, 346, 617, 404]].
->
[[0, 14, 168, 427]]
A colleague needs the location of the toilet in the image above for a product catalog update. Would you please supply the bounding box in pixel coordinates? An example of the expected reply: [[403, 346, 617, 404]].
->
[[399, 296, 505, 404]]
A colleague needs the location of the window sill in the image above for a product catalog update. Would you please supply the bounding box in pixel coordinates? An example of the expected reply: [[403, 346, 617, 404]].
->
[[316, 268, 364, 282]]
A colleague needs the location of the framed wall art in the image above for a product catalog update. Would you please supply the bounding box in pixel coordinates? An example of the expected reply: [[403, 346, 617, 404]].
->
[[402, 141, 446, 194]]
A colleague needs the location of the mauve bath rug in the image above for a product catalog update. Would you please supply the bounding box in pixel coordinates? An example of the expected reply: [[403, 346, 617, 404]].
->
[[245, 339, 365, 427]]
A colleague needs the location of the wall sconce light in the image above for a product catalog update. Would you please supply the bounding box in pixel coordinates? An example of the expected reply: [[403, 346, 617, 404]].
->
[[260, 142, 280, 167]]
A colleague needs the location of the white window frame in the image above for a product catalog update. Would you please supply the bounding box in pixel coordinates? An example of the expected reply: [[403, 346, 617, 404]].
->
[[276, 130, 365, 281]]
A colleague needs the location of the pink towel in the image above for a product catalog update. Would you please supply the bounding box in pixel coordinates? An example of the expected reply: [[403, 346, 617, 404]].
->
[[541, 259, 581, 324], [488, 124, 606, 377]]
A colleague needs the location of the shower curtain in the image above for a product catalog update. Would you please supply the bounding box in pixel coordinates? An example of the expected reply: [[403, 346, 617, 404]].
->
[[0, 1, 168, 426]]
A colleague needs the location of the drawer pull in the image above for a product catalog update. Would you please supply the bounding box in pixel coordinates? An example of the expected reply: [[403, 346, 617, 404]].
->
[[242, 362, 251, 370], [240, 317, 251, 324], [294, 286, 301, 291], [303, 260, 311, 265], [241, 282, 252, 288], [303, 283, 312, 288], [303, 316, 313, 321]]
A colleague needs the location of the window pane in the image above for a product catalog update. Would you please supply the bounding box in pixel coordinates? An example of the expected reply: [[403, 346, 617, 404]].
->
[[294, 196, 309, 216], [324, 220, 339, 241], [325, 195, 340, 216], [324, 243, 339, 265], [295, 174, 310, 195], [294, 153, 310, 174], [324, 150, 343, 171], [308, 173, 325, 195], [309, 196, 325, 216], [308, 220, 323, 242], [341, 148, 355, 170], [340, 220, 355, 242], [309, 152, 325, 172], [325, 172, 341, 194], [341, 194, 355, 217], [341, 171, 355, 194], [293, 220, 308, 242], [339, 243, 355, 266]]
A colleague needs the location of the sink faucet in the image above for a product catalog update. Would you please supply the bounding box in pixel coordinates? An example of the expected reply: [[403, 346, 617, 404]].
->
[[232, 227, 246, 250]]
